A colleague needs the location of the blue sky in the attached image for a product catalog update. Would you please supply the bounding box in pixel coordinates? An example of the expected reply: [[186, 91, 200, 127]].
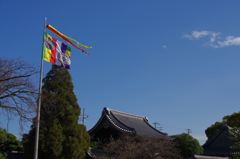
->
[[1, 0, 240, 145]]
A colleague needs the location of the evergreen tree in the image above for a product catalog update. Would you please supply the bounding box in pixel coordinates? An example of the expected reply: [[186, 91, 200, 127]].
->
[[172, 133, 203, 159], [23, 65, 90, 159], [0, 153, 7, 159], [205, 111, 240, 140], [229, 127, 240, 158], [0, 128, 23, 152], [0, 128, 7, 159]]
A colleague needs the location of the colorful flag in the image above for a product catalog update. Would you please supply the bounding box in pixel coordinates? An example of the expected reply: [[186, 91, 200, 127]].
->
[[42, 32, 71, 69], [46, 24, 91, 55]]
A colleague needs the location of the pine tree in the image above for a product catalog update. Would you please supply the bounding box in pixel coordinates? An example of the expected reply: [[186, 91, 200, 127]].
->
[[23, 65, 90, 159], [229, 127, 240, 158]]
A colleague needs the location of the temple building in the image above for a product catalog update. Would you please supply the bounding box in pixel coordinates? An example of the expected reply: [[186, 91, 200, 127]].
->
[[88, 107, 172, 143], [202, 124, 239, 158]]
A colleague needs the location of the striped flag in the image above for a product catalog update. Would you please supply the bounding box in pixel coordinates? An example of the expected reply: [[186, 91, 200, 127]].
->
[[42, 33, 71, 69]]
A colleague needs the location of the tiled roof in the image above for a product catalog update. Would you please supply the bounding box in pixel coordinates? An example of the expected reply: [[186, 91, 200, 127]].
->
[[88, 107, 171, 139], [203, 147, 238, 156], [202, 124, 240, 156]]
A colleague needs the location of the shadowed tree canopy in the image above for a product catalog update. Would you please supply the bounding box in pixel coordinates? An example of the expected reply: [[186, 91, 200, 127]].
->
[[0, 128, 23, 152], [0, 153, 7, 159], [0, 128, 7, 159], [102, 135, 182, 159], [229, 127, 240, 158], [172, 133, 203, 159], [0, 57, 38, 130], [205, 111, 240, 140], [23, 65, 90, 159]]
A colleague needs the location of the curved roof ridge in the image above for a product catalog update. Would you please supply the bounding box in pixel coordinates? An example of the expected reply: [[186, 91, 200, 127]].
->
[[106, 107, 147, 120], [89, 107, 171, 139], [105, 114, 134, 133], [89, 107, 136, 134], [108, 109, 137, 133], [88, 109, 107, 133]]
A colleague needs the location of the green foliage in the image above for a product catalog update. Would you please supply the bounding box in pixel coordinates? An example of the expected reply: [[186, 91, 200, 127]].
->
[[0, 129, 7, 159], [205, 111, 240, 140], [172, 133, 203, 159], [229, 127, 240, 158], [205, 121, 225, 139], [90, 141, 98, 148], [0, 128, 7, 143], [0, 128, 23, 152], [23, 65, 90, 159], [0, 153, 7, 159], [223, 112, 240, 127], [22, 123, 37, 158]]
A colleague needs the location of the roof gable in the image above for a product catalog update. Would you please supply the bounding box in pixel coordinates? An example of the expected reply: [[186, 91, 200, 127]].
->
[[203, 124, 234, 148], [202, 124, 239, 156]]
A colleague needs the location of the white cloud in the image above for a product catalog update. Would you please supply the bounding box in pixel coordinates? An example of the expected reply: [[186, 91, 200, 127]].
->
[[183, 30, 240, 48], [182, 31, 214, 40], [162, 45, 167, 49], [210, 32, 220, 42], [192, 31, 211, 39], [217, 36, 240, 47], [208, 43, 220, 48]]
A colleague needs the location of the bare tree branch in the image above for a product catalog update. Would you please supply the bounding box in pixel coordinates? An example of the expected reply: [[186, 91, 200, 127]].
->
[[102, 135, 182, 159], [0, 57, 38, 131]]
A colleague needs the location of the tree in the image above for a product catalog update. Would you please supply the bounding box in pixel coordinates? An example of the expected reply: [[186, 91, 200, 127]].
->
[[172, 133, 203, 159], [0, 128, 23, 159], [23, 65, 90, 159], [205, 121, 225, 139], [223, 112, 240, 127], [102, 135, 182, 159], [0, 128, 7, 143], [205, 111, 240, 139], [0, 128, 23, 152], [229, 127, 240, 158], [0, 128, 7, 159], [0, 57, 38, 130], [0, 153, 7, 159]]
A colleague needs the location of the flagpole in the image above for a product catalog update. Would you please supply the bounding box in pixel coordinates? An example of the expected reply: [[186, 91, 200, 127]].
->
[[34, 17, 46, 159]]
